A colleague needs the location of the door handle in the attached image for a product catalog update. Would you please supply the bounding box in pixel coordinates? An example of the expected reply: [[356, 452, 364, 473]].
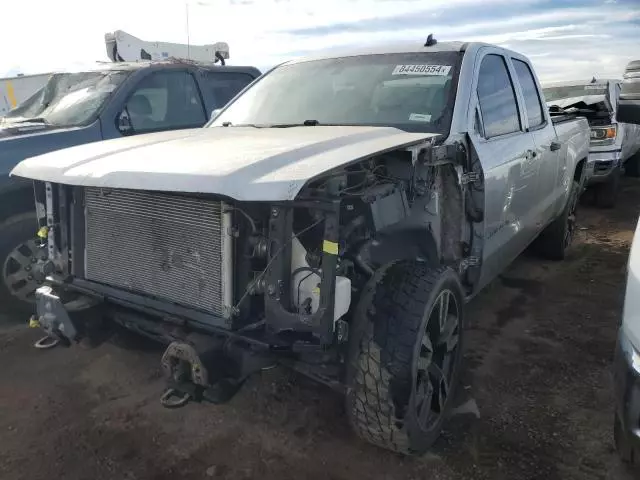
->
[[550, 141, 562, 151]]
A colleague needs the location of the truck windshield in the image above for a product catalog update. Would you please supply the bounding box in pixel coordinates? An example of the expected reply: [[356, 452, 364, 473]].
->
[[210, 52, 461, 134], [543, 84, 608, 102], [3, 70, 130, 127]]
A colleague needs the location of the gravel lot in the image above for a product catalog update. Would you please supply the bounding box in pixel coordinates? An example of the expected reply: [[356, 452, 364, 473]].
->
[[1, 179, 638, 480]]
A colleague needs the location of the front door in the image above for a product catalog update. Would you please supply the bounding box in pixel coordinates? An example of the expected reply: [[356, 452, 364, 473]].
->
[[110, 69, 208, 138], [469, 50, 539, 288]]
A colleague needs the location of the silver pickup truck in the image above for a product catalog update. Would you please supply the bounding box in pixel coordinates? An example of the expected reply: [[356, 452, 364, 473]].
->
[[11, 39, 590, 455]]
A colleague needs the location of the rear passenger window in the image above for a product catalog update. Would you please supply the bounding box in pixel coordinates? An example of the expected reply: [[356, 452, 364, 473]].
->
[[513, 59, 545, 128], [204, 72, 254, 108], [477, 54, 521, 138]]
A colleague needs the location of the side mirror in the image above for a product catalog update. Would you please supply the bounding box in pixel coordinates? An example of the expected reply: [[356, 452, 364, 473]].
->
[[117, 109, 134, 135], [210, 108, 222, 121], [618, 60, 640, 125]]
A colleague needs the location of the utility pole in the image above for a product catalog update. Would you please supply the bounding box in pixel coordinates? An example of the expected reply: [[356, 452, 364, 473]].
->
[[185, 2, 191, 60]]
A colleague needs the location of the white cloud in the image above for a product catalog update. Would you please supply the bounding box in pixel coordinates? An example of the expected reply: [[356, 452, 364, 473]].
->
[[1, 0, 638, 83]]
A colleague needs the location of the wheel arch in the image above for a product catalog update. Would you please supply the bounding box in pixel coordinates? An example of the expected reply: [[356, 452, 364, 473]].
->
[[574, 157, 587, 190], [365, 226, 441, 269], [0, 182, 36, 224]]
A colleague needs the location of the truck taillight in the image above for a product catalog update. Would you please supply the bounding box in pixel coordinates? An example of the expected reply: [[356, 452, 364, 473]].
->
[[590, 125, 617, 145]]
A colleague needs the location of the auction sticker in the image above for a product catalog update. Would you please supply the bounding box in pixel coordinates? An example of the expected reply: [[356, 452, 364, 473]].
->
[[392, 64, 452, 76], [409, 113, 432, 122]]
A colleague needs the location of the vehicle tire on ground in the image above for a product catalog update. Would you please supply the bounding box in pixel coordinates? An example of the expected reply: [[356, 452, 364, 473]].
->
[[0, 212, 42, 317], [594, 167, 621, 208], [345, 262, 465, 455], [614, 414, 639, 472], [625, 151, 640, 178], [535, 180, 580, 261]]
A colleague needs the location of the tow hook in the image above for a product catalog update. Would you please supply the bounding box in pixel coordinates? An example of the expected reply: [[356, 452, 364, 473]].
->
[[160, 388, 192, 409], [160, 341, 211, 409], [28, 315, 60, 350], [159, 339, 272, 409]]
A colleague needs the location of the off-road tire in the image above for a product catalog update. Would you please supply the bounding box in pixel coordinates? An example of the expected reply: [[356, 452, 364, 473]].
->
[[0, 212, 39, 317], [345, 263, 465, 455], [625, 151, 640, 178], [535, 180, 579, 261], [594, 167, 620, 209]]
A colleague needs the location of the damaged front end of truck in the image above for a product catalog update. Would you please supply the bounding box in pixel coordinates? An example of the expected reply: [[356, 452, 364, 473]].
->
[[18, 128, 483, 408]]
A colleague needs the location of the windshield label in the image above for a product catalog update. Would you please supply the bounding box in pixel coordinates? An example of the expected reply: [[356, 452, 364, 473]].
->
[[585, 84, 607, 90], [392, 64, 452, 76], [409, 113, 432, 122]]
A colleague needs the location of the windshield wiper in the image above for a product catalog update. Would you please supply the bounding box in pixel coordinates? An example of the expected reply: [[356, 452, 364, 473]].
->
[[221, 120, 360, 128], [13, 117, 50, 125], [270, 120, 321, 127], [221, 120, 321, 128]]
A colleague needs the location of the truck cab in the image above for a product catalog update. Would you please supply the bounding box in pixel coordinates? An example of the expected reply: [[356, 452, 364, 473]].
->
[[0, 61, 261, 314]]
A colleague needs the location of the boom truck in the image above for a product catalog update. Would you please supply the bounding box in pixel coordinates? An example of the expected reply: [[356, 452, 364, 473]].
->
[[0, 31, 232, 118], [0, 31, 261, 315]]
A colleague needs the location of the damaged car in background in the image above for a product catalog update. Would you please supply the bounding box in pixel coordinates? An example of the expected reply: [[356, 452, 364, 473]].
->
[[0, 61, 261, 316], [543, 79, 640, 208], [11, 39, 590, 454]]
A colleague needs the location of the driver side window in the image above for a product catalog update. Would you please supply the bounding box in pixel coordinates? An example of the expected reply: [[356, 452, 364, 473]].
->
[[119, 70, 206, 135]]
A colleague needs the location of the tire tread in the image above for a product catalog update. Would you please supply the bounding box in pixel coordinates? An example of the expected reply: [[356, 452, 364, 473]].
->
[[346, 263, 455, 454]]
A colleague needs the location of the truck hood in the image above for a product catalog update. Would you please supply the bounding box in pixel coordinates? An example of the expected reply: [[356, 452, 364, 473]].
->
[[547, 95, 612, 111], [11, 126, 438, 201]]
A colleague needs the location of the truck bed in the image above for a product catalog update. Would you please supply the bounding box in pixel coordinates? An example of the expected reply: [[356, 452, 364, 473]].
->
[[552, 115, 590, 178]]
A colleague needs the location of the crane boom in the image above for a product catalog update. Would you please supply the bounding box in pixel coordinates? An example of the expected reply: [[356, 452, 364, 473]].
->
[[105, 30, 230, 65]]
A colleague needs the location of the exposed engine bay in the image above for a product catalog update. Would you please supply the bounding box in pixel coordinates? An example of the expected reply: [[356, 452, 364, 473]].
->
[[27, 135, 482, 408]]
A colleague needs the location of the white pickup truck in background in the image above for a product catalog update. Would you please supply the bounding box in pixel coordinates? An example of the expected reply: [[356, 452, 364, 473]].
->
[[543, 79, 640, 208]]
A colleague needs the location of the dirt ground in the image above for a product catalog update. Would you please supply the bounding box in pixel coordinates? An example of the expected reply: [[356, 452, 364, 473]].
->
[[1, 180, 639, 480]]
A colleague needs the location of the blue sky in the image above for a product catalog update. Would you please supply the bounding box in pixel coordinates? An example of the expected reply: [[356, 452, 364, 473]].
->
[[1, 0, 638, 83]]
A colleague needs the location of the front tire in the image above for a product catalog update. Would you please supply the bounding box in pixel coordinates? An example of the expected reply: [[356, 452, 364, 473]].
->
[[1, 212, 42, 317], [345, 263, 465, 455]]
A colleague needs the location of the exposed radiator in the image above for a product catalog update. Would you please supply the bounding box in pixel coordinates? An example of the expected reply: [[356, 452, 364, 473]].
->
[[84, 188, 232, 317]]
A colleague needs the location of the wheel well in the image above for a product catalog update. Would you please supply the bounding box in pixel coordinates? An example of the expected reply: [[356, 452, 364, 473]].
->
[[0, 184, 35, 224], [366, 227, 440, 268]]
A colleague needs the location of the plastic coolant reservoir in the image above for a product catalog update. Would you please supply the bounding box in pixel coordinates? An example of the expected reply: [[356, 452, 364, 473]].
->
[[291, 238, 351, 322]]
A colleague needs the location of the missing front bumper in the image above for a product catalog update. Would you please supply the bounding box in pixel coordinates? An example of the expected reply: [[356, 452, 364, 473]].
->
[[33, 285, 100, 343]]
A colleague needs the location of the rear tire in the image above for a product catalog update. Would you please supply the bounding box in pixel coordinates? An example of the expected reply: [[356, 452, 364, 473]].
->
[[535, 180, 579, 261], [345, 263, 465, 455], [625, 151, 640, 178], [1, 212, 41, 317], [594, 167, 620, 209]]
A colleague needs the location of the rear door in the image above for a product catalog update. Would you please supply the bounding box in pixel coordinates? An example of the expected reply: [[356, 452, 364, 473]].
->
[[469, 48, 539, 286], [510, 56, 562, 228]]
